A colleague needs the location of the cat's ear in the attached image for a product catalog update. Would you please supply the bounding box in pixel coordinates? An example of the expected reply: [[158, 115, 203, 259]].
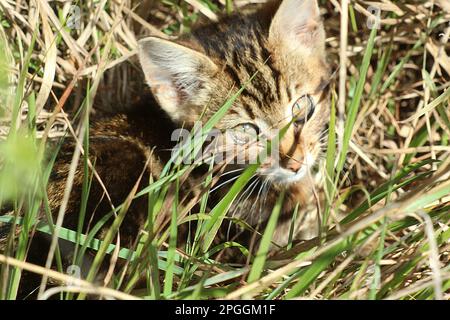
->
[[138, 37, 218, 120], [268, 0, 325, 53]]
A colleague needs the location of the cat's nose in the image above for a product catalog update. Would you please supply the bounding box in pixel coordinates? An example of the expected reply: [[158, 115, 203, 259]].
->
[[286, 160, 302, 173]]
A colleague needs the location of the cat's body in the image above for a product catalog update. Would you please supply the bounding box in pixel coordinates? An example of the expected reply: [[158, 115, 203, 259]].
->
[[3, 0, 331, 296], [47, 93, 176, 248]]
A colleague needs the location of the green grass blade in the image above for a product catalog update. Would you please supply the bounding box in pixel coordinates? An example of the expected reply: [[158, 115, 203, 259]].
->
[[336, 27, 377, 174], [247, 191, 285, 283]]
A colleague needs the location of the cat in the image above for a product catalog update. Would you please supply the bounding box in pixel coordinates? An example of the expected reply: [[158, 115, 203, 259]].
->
[[136, 0, 331, 246], [2, 0, 331, 296]]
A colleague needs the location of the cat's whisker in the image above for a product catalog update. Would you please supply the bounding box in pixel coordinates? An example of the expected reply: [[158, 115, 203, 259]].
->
[[226, 177, 256, 241], [261, 180, 272, 221], [257, 179, 269, 218], [209, 175, 241, 193], [219, 167, 245, 178], [240, 178, 261, 223], [249, 178, 265, 214], [318, 131, 330, 141]]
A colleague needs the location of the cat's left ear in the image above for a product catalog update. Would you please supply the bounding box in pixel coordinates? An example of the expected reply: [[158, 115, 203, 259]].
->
[[138, 37, 218, 122], [268, 0, 325, 54]]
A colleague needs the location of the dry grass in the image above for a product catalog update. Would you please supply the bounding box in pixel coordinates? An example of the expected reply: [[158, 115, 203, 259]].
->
[[0, 0, 449, 300]]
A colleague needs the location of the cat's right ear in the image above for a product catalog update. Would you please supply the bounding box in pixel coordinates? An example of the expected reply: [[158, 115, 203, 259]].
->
[[138, 37, 218, 121], [268, 0, 325, 54]]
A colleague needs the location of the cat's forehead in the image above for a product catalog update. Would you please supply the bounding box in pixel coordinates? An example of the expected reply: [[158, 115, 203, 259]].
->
[[227, 58, 329, 125], [189, 9, 271, 59], [187, 10, 329, 121]]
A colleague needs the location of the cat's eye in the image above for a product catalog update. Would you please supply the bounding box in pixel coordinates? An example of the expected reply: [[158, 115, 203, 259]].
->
[[292, 94, 315, 125], [230, 123, 259, 145]]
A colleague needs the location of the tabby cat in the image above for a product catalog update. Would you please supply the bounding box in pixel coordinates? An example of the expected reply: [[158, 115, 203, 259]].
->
[[136, 0, 331, 244], [6, 0, 332, 295]]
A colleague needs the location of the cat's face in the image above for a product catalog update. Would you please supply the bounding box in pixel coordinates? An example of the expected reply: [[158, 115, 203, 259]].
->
[[139, 0, 330, 186]]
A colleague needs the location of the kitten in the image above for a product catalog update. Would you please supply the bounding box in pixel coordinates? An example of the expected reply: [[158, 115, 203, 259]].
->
[[4, 0, 331, 295], [137, 0, 331, 246]]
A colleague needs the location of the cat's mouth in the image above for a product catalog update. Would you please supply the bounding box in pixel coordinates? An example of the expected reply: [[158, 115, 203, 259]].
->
[[258, 153, 317, 186], [215, 152, 318, 190], [260, 167, 308, 185]]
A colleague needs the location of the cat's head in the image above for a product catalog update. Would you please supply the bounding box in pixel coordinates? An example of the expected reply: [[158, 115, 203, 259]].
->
[[139, 0, 331, 186]]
